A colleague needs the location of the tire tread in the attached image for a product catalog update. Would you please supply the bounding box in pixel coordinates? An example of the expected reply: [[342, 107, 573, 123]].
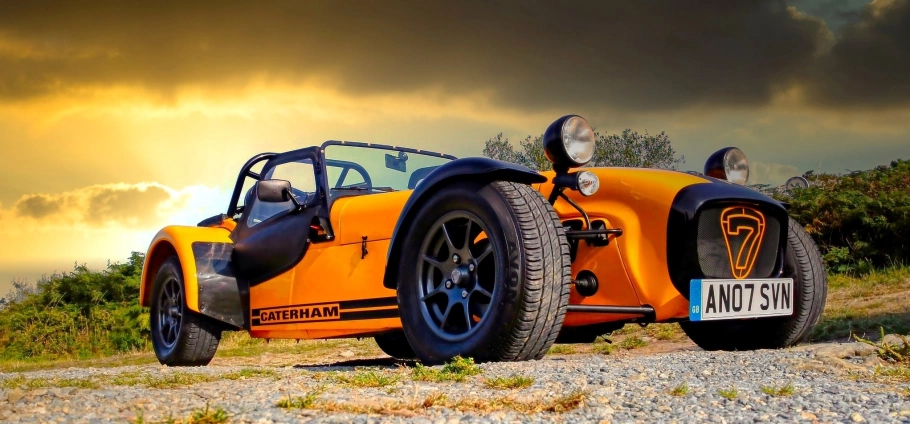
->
[[490, 181, 571, 361]]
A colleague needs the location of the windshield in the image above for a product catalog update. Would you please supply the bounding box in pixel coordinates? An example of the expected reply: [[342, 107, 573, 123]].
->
[[323, 143, 454, 195]]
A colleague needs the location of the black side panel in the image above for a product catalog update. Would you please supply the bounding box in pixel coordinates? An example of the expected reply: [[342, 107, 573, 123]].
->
[[667, 178, 789, 299], [193, 242, 246, 329], [383, 157, 547, 289]]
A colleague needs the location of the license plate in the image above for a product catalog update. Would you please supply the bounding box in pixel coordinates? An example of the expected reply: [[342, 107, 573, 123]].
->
[[689, 278, 794, 321]]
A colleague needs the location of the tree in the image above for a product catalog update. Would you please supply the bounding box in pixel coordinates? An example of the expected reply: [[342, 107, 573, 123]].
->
[[483, 129, 684, 171], [592, 130, 684, 169], [482, 134, 551, 171], [4, 278, 34, 305]]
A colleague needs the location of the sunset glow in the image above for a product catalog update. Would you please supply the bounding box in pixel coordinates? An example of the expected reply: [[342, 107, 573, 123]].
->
[[2, 1, 910, 294]]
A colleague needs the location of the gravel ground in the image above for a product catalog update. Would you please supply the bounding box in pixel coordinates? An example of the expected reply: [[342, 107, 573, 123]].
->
[[1, 343, 907, 423]]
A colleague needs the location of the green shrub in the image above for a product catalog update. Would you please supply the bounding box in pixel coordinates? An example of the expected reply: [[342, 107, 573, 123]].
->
[[0, 253, 150, 361], [779, 159, 910, 274]]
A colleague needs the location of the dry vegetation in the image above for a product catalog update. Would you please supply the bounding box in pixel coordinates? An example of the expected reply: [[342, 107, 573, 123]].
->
[[812, 266, 910, 342], [276, 387, 587, 415]]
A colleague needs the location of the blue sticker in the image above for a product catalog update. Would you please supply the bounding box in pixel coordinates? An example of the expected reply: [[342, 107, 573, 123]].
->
[[689, 279, 702, 321]]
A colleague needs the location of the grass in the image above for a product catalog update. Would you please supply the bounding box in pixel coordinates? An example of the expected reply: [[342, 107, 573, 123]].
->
[[592, 342, 615, 355], [0, 332, 382, 373], [547, 345, 576, 355], [718, 387, 738, 400], [538, 389, 587, 413], [334, 369, 400, 388], [411, 356, 482, 383], [0, 352, 159, 373], [647, 324, 683, 341], [760, 383, 795, 397], [618, 335, 647, 350], [276, 387, 323, 409], [182, 404, 229, 424], [1, 375, 100, 390], [483, 374, 534, 390], [110, 371, 218, 389], [294, 389, 587, 415], [670, 382, 689, 396], [854, 327, 910, 363], [133, 403, 229, 424], [1, 368, 281, 391], [215, 332, 379, 359], [812, 266, 910, 341], [221, 367, 279, 380], [871, 366, 910, 382], [848, 326, 910, 383]]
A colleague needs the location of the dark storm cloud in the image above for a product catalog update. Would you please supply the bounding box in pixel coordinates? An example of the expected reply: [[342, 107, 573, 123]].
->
[[788, 0, 868, 33], [806, 0, 910, 107], [84, 186, 170, 224], [12, 184, 170, 226], [0, 0, 870, 111], [15, 195, 57, 219]]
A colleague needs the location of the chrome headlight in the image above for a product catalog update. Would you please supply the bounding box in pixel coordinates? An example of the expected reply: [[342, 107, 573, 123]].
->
[[576, 171, 600, 196], [704, 147, 749, 185], [543, 115, 595, 168]]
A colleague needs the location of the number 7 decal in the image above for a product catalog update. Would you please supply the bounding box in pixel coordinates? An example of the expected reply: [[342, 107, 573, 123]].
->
[[720, 207, 766, 280]]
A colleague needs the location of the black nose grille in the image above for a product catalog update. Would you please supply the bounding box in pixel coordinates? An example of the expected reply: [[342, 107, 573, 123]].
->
[[696, 207, 781, 279]]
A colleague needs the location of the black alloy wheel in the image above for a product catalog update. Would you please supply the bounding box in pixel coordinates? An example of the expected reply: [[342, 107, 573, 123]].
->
[[396, 181, 572, 364], [418, 211, 497, 342], [150, 256, 223, 366], [156, 276, 184, 351]]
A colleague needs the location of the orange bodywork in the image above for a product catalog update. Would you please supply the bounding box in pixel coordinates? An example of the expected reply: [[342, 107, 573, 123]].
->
[[537, 168, 710, 322], [140, 168, 712, 340], [139, 220, 236, 311]]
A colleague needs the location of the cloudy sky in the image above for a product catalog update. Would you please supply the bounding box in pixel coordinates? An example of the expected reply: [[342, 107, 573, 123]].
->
[[1, 0, 909, 294]]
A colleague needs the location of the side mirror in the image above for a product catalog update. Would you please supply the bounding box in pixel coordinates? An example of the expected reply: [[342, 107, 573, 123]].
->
[[257, 179, 292, 203]]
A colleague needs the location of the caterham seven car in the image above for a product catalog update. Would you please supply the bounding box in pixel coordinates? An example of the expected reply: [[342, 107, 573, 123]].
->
[[139, 115, 827, 365]]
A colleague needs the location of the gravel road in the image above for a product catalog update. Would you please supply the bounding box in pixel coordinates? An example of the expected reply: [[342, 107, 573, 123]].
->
[[1, 342, 907, 423]]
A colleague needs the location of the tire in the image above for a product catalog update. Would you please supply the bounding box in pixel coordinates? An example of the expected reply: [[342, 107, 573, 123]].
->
[[680, 217, 827, 350], [397, 181, 571, 364], [555, 322, 625, 344], [150, 256, 222, 366], [374, 331, 416, 359]]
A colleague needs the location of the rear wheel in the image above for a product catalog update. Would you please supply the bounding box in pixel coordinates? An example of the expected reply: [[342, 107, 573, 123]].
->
[[150, 257, 222, 366], [680, 217, 827, 350], [374, 331, 416, 359], [397, 181, 571, 364]]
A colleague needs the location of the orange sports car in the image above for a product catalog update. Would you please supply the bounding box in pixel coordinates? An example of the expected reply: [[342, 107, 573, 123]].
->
[[139, 115, 827, 365]]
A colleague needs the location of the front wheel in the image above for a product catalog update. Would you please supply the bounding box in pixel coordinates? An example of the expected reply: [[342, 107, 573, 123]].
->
[[397, 181, 571, 364], [680, 217, 827, 350], [150, 256, 222, 366]]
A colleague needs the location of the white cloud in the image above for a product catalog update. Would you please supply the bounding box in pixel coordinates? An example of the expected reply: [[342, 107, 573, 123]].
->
[[749, 161, 802, 187], [0, 182, 231, 294], [3, 182, 230, 232]]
